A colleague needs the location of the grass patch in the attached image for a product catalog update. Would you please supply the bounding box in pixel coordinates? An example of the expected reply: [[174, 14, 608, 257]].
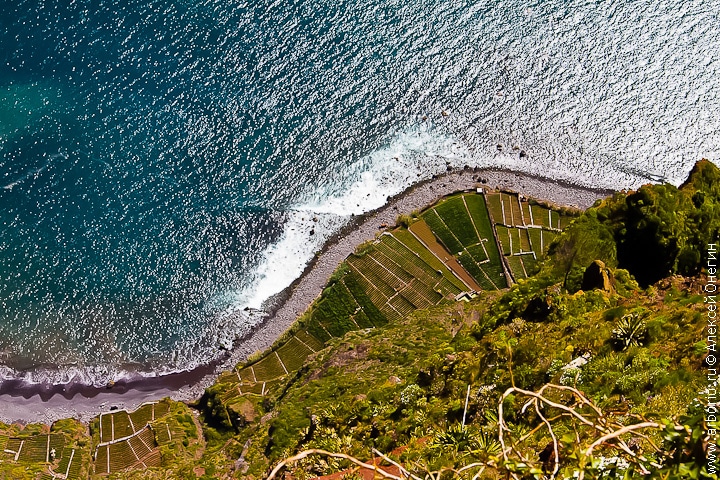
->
[[506, 255, 527, 280], [250, 353, 286, 381], [276, 337, 314, 372], [391, 230, 466, 291], [294, 330, 324, 352], [495, 225, 511, 255], [485, 193, 504, 223]]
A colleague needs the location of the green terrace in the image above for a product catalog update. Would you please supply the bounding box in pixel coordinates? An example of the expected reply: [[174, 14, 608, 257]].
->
[[2, 321, 204, 479], [417, 193, 506, 289], [203, 188, 577, 415], [1, 419, 89, 480], [88, 399, 201, 476], [484, 191, 575, 281]]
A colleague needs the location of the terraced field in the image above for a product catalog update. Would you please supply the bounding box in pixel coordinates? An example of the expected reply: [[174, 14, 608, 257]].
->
[[484, 191, 576, 281], [212, 188, 576, 409], [56, 448, 80, 479], [0, 187, 578, 480], [0, 424, 85, 480], [91, 399, 181, 475], [420, 193, 507, 290], [1, 400, 195, 478], [231, 230, 471, 393]]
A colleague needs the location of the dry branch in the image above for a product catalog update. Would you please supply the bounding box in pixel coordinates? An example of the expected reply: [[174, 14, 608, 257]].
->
[[266, 448, 405, 480]]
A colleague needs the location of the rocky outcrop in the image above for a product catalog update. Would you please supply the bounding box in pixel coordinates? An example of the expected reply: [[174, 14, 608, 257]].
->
[[581, 260, 613, 292]]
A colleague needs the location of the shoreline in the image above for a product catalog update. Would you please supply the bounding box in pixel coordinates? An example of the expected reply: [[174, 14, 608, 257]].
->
[[0, 168, 613, 424]]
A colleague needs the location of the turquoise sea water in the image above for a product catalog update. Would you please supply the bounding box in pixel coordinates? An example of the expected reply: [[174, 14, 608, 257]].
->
[[1, 0, 718, 385]]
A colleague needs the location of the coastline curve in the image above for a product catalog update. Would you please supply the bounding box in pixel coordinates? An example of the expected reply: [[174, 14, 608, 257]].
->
[[0, 168, 614, 423]]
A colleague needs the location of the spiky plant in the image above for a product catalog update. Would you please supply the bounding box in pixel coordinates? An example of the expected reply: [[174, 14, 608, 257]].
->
[[430, 423, 476, 453], [611, 313, 647, 350], [473, 430, 502, 460]]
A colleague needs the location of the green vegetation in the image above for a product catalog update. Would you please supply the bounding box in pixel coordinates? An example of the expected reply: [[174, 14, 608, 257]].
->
[[434, 197, 481, 248], [208, 161, 715, 479], [3, 160, 716, 479], [236, 270, 709, 479], [88, 399, 202, 477], [550, 159, 720, 289], [421, 192, 512, 289]]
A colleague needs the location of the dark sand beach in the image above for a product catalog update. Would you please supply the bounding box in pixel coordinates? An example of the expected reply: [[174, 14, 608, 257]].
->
[[0, 168, 614, 424]]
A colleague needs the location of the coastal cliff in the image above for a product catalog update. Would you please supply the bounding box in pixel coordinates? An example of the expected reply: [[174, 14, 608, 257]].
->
[[0, 160, 717, 479]]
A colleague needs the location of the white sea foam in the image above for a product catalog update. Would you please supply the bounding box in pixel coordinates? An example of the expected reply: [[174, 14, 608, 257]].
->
[[195, 126, 666, 362], [5, 0, 718, 389], [0, 127, 664, 388], [223, 130, 466, 312]]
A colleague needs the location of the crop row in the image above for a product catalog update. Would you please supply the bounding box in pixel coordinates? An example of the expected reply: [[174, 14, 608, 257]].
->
[[433, 197, 481, 247], [390, 230, 466, 291], [422, 209, 465, 255]]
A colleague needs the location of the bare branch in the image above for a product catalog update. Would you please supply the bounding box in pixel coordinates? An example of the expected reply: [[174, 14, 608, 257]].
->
[[516, 414, 567, 445], [371, 448, 423, 480], [584, 421, 661, 456], [536, 384, 604, 420], [535, 399, 560, 478], [577, 422, 661, 480], [266, 448, 405, 480]]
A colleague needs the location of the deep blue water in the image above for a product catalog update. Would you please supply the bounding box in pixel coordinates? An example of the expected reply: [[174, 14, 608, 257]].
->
[[1, 0, 718, 385]]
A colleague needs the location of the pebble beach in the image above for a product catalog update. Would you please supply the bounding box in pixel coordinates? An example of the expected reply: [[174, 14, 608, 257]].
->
[[0, 167, 613, 424]]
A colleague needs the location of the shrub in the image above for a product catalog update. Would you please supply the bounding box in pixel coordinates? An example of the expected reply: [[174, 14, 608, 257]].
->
[[396, 213, 413, 228]]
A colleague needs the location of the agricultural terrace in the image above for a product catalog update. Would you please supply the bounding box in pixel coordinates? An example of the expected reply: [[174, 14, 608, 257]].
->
[[1, 419, 89, 480], [418, 194, 507, 290], [484, 191, 576, 281], [90, 399, 200, 475], [206, 189, 575, 413]]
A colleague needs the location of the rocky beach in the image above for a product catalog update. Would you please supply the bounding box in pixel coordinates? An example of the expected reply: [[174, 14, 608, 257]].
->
[[0, 167, 612, 424]]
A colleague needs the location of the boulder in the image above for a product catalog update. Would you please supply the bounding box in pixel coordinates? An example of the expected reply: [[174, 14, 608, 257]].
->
[[581, 260, 613, 292]]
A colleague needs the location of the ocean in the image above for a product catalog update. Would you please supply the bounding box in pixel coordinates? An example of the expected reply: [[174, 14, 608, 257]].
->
[[0, 0, 718, 386]]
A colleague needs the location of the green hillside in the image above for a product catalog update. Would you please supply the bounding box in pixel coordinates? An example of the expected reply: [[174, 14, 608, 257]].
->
[[1, 161, 717, 479]]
